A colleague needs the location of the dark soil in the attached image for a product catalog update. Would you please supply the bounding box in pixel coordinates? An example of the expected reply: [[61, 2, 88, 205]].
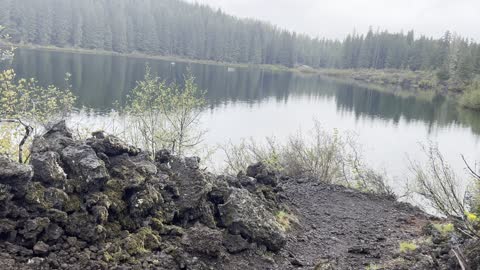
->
[[215, 181, 435, 270], [276, 181, 432, 269]]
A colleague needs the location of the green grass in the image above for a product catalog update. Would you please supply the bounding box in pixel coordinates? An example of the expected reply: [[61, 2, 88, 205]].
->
[[432, 223, 454, 236], [398, 241, 417, 253], [365, 264, 380, 270], [275, 210, 298, 231]]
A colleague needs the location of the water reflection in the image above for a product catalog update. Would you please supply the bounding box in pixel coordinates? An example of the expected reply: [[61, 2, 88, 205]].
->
[[12, 48, 480, 136]]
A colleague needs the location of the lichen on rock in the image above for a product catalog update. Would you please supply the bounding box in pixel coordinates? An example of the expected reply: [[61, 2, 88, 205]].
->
[[0, 122, 288, 269]]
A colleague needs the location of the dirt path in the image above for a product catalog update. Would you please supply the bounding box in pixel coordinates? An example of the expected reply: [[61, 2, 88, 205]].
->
[[272, 181, 432, 269]]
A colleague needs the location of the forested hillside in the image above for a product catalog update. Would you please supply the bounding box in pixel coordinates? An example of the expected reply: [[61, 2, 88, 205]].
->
[[0, 0, 479, 81]]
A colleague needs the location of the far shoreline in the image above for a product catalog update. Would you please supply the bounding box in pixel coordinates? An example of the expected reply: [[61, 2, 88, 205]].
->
[[8, 43, 467, 102]]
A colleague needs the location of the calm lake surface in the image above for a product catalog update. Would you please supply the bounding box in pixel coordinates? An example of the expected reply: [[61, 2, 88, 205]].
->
[[12, 48, 480, 193]]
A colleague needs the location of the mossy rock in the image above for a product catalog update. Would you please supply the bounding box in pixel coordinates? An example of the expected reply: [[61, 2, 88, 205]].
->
[[121, 227, 162, 256], [105, 178, 126, 193], [24, 182, 46, 207], [104, 222, 123, 238], [104, 183, 127, 213], [64, 194, 83, 213], [151, 218, 184, 236], [137, 227, 162, 250], [119, 216, 138, 231]]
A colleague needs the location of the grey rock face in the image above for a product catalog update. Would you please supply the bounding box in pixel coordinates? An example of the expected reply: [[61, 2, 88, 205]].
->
[[223, 233, 251, 254], [182, 224, 224, 258], [218, 188, 286, 251], [33, 241, 49, 255], [155, 149, 171, 164], [30, 151, 66, 186], [167, 157, 215, 226], [0, 156, 33, 189], [61, 144, 109, 191], [19, 217, 50, 240], [246, 162, 278, 187], [31, 121, 74, 154], [109, 153, 157, 189], [0, 122, 289, 269], [87, 132, 140, 156]]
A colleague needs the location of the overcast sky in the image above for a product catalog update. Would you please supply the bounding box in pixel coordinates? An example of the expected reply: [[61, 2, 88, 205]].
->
[[187, 0, 479, 41]]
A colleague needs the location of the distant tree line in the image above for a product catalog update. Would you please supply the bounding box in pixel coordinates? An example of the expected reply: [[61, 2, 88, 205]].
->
[[0, 0, 479, 79]]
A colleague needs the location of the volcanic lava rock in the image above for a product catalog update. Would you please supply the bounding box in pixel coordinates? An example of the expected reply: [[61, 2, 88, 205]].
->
[[30, 151, 66, 187], [246, 162, 278, 187], [61, 144, 109, 191], [218, 188, 286, 251], [0, 155, 33, 195], [181, 223, 224, 258], [0, 122, 288, 269]]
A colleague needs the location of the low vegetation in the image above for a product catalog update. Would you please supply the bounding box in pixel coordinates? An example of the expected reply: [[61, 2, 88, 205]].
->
[[317, 68, 439, 91], [398, 241, 418, 253], [222, 121, 394, 197], [432, 223, 455, 236], [119, 66, 206, 157], [275, 211, 298, 232], [0, 28, 76, 163], [460, 79, 480, 110], [410, 143, 480, 239]]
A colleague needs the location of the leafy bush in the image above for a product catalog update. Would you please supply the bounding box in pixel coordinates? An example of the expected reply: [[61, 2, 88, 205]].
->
[[222, 121, 394, 197], [124, 66, 206, 157], [460, 80, 480, 110], [0, 69, 76, 162], [411, 143, 480, 238]]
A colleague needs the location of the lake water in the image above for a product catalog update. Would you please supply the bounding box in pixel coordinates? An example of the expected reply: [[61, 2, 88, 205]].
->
[[11, 48, 480, 193]]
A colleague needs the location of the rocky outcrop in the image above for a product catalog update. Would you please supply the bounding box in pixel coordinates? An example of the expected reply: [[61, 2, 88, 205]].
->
[[0, 121, 286, 269], [218, 188, 286, 251]]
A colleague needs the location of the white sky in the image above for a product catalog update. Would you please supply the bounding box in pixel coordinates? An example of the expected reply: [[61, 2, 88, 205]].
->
[[187, 0, 480, 41]]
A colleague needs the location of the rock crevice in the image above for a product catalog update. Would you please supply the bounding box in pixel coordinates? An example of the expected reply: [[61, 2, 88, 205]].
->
[[0, 121, 286, 269]]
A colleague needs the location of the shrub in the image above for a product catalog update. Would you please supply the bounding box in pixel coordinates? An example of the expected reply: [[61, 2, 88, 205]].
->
[[460, 80, 480, 110], [0, 70, 76, 162], [433, 223, 455, 236], [411, 144, 479, 239], [124, 65, 206, 157], [222, 121, 394, 197]]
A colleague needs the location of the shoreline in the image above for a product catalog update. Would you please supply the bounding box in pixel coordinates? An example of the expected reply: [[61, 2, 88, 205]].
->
[[8, 43, 467, 101]]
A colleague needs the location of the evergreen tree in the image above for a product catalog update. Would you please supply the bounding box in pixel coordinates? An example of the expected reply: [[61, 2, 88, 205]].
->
[[0, 0, 477, 82]]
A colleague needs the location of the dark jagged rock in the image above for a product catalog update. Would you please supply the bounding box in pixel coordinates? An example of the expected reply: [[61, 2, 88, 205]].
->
[[61, 144, 109, 191], [31, 121, 74, 154], [223, 233, 251, 254], [181, 223, 224, 258], [246, 162, 278, 187], [166, 156, 216, 227], [65, 212, 106, 242], [19, 217, 50, 240], [30, 151, 66, 186], [0, 124, 289, 269], [218, 188, 286, 251], [155, 149, 171, 164], [33, 241, 49, 255], [87, 132, 140, 156], [0, 184, 13, 203], [0, 156, 33, 191], [108, 152, 157, 189]]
